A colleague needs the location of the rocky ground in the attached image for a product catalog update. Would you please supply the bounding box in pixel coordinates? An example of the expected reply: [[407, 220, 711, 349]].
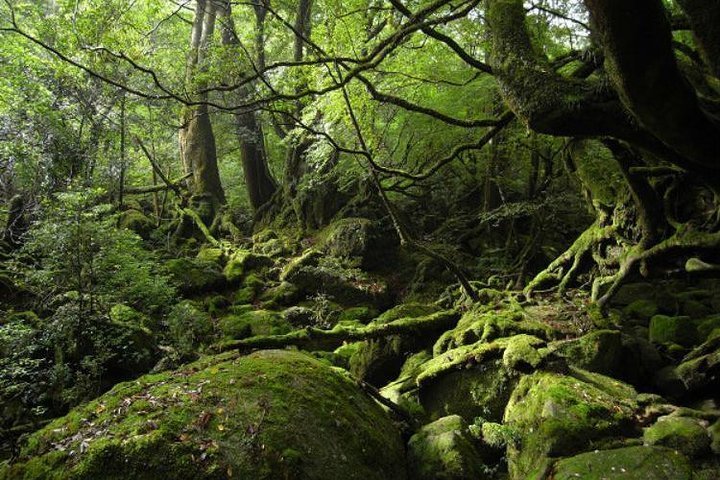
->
[[2, 220, 720, 479]]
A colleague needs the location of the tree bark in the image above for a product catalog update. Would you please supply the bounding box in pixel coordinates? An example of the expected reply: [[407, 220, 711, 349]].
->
[[179, 0, 226, 216], [218, 0, 277, 211], [583, 0, 720, 171]]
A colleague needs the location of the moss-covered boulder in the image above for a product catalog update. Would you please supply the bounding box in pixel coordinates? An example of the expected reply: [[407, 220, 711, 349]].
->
[[349, 304, 442, 386], [119, 209, 155, 240], [1, 350, 407, 480], [553, 330, 622, 375], [434, 304, 554, 355], [164, 258, 226, 295], [550, 446, 693, 480], [649, 315, 697, 347], [675, 335, 720, 394], [407, 415, 488, 480], [643, 416, 711, 457], [318, 217, 395, 269], [218, 310, 291, 339], [503, 369, 638, 479], [196, 247, 225, 265], [223, 250, 273, 283], [710, 419, 720, 455], [618, 332, 665, 388], [280, 249, 389, 307], [623, 299, 658, 324], [416, 340, 519, 423]]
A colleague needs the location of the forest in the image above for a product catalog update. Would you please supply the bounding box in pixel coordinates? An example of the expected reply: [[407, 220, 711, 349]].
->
[[1, 0, 719, 478]]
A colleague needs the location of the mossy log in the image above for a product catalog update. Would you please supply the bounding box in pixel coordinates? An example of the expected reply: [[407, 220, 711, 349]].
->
[[217, 310, 460, 353]]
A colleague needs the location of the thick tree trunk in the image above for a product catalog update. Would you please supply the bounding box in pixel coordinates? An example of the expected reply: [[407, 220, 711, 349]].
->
[[583, 0, 720, 171], [179, 0, 226, 218], [218, 0, 277, 211]]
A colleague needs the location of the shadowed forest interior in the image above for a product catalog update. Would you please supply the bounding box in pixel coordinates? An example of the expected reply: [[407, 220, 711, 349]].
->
[[1, 0, 720, 478]]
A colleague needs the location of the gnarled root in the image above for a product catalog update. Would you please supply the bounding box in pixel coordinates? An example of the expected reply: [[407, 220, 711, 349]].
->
[[524, 222, 617, 296]]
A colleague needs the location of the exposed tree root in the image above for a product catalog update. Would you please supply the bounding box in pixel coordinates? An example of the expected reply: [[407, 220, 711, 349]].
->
[[216, 310, 459, 353], [524, 222, 617, 296], [594, 227, 720, 307]]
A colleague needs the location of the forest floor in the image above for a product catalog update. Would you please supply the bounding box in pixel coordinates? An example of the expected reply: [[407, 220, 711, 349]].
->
[[2, 222, 720, 479]]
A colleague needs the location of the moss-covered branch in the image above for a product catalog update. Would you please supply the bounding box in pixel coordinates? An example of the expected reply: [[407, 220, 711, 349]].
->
[[217, 310, 460, 353]]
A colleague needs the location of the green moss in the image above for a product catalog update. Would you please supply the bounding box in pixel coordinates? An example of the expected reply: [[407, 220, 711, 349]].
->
[[2, 350, 407, 480], [419, 354, 518, 423], [697, 315, 720, 341], [433, 303, 554, 355], [164, 258, 226, 294], [643, 416, 711, 457], [218, 310, 291, 339], [553, 330, 622, 375], [649, 315, 697, 347], [258, 282, 300, 309], [348, 305, 445, 386], [710, 419, 720, 455], [550, 446, 693, 480], [623, 299, 658, 323], [504, 370, 638, 479], [119, 210, 154, 240], [196, 247, 224, 265], [406, 415, 487, 480], [223, 250, 272, 283], [501, 334, 546, 371], [337, 306, 377, 324], [479, 422, 518, 449]]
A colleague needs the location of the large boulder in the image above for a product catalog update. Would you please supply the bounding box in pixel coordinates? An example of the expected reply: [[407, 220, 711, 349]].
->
[[280, 249, 389, 307], [643, 416, 711, 458], [552, 330, 623, 376], [416, 336, 549, 423], [318, 217, 396, 269], [1, 350, 407, 480], [164, 257, 226, 295], [349, 304, 443, 386], [407, 415, 488, 480], [550, 446, 693, 480], [503, 369, 638, 479]]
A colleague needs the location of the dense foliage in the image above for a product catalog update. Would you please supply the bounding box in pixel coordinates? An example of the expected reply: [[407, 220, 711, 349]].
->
[[1, 0, 719, 477]]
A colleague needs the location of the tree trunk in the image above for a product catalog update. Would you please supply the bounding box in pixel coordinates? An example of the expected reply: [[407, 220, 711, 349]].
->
[[218, 0, 277, 211], [179, 0, 226, 219]]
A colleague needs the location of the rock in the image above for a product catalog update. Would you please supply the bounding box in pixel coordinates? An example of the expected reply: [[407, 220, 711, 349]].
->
[[258, 282, 300, 309], [196, 246, 225, 265], [319, 217, 396, 269], [710, 419, 720, 454], [407, 415, 488, 480], [119, 209, 155, 239], [502, 334, 546, 371], [553, 330, 622, 375], [349, 304, 442, 386], [223, 250, 273, 283], [282, 306, 315, 327], [618, 332, 664, 388], [697, 314, 720, 341], [416, 340, 519, 423], [434, 304, 555, 355], [109, 303, 154, 331], [503, 369, 638, 479], [164, 257, 226, 295], [1, 350, 407, 480], [622, 299, 658, 324], [675, 339, 720, 394], [550, 446, 693, 480], [649, 315, 697, 347], [218, 309, 291, 339], [167, 300, 215, 356], [337, 306, 377, 324], [643, 416, 711, 458]]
